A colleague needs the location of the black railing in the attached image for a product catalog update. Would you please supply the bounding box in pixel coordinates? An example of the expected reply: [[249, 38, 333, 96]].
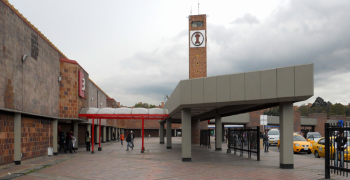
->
[[227, 126, 260, 161], [325, 122, 350, 179], [200, 129, 211, 148]]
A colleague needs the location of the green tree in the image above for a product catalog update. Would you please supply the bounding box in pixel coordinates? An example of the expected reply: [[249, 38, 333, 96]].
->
[[329, 103, 346, 116], [346, 106, 350, 117], [264, 106, 279, 116], [134, 103, 157, 108], [298, 105, 309, 117], [311, 97, 328, 108]]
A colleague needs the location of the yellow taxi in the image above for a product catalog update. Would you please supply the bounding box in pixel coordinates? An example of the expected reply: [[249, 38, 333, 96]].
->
[[311, 137, 350, 160], [278, 135, 312, 154]]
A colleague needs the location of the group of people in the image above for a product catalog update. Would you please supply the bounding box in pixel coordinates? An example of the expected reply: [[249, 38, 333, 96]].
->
[[120, 130, 135, 151], [58, 130, 77, 153]]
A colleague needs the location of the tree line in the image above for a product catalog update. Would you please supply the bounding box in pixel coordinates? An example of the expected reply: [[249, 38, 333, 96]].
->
[[264, 97, 350, 117]]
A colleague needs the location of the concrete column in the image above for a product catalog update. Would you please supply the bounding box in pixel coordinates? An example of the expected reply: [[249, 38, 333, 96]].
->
[[103, 126, 107, 143], [107, 127, 110, 141], [215, 115, 222, 151], [279, 102, 294, 169], [73, 122, 79, 150], [159, 122, 164, 144], [222, 124, 226, 143], [53, 119, 58, 155], [14, 113, 21, 165], [182, 108, 191, 162], [87, 124, 91, 134], [95, 125, 100, 144], [166, 119, 172, 149]]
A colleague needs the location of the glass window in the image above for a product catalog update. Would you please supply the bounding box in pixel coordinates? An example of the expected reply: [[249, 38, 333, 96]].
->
[[191, 21, 203, 27], [268, 130, 279, 135], [318, 138, 325, 145], [293, 136, 306, 141]]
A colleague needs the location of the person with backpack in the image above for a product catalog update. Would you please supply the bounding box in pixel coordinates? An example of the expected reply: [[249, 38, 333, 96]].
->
[[126, 130, 133, 151], [85, 131, 91, 151]]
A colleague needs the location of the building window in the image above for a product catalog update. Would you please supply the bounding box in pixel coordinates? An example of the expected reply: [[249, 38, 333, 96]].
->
[[31, 34, 38, 60], [191, 21, 203, 27]]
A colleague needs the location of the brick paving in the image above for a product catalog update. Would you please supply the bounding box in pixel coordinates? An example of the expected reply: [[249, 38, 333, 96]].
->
[[1, 137, 349, 179]]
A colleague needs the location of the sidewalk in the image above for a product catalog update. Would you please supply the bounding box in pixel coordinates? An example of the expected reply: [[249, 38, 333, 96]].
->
[[1, 137, 349, 180]]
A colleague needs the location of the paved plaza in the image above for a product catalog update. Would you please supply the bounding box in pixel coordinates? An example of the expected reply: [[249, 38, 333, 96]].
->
[[0, 137, 348, 180]]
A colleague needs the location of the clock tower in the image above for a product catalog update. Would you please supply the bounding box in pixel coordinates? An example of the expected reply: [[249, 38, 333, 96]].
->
[[189, 14, 207, 79]]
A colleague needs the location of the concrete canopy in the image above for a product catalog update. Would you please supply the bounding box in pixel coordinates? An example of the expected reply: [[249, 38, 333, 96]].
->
[[163, 64, 314, 122]]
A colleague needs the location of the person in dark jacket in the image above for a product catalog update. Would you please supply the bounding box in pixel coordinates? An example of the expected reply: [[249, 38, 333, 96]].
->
[[65, 131, 72, 153], [126, 130, 133, 151], [335, 130, 347, 167], [263, 130, 269, 152]]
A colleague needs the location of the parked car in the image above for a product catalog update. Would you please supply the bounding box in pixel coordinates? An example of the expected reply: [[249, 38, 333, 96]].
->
[[278, 134, 312, 154], [306, 132, 321, 142], [268, 129, 279, 145], [311, 137, 350, 160]]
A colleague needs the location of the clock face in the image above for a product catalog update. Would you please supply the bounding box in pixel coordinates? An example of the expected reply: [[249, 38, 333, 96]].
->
[[190, 30, 206, 48]]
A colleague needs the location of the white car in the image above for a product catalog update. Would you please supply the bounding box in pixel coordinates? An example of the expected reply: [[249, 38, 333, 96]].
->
[[268, 129, 280, 145], [306, 132, 321, 142]]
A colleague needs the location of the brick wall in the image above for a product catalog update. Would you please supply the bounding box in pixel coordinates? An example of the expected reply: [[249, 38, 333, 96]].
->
[[0, 111, 14, 166], [191, 120, 208, 144], [247, 110, 264, 132], [310, 113, 327, 136], [107, 98, 117, 108], [21, 116, 53, 161], [59, 61, 89, 118], [0, 1, 60, 116], [294, 111, 301, 132]]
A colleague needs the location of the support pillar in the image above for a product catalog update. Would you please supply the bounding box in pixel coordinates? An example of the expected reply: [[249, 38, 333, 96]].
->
[[95, 125, 100, 144], [159, 122, 164, 144], [107, 127, 111, 141], [279, 102, 294, 169], [73, 122, 79, 150], [215, 115, 222, 151], [182, 108, 191, 162], [166, 119, 172, 149], [14, 113, 21, 165], [53, 119, 58, 155], [87, 124, 91, 135], [103, 126, 107, 143], [222, 124, 225, 143]]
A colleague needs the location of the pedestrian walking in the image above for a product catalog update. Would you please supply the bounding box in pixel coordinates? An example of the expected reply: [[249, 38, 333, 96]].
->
[[130, 131, 135, 148], [263, 130, 269, 152], [126, 130, 133, 151], [85, 131, 91, 151], [120, 133, 124, 147], [335, 130, 347, 167], [65, 131, 73, 153]]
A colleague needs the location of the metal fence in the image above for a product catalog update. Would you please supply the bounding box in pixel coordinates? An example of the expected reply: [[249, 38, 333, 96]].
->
[[325, 122, 350, 179], [227, 126, 260, 161], [200, 129, 211, 148]]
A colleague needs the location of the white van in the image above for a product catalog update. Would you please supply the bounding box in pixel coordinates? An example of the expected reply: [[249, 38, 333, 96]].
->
[[268, 129, 280, 145]]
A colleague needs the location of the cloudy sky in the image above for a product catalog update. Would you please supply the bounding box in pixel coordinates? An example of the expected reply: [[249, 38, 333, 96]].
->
[[9, 0, 350, 107]]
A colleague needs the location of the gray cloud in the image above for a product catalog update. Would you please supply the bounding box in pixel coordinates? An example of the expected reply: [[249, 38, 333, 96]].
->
[[231, 13, 260, 24], [94, 0, 350, 106]]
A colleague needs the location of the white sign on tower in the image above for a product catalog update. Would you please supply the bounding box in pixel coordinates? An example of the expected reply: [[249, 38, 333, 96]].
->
[[190, 30, 206, 48]]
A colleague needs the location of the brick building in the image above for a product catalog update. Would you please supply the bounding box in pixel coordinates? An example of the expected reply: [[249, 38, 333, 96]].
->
[[0, 0, 120, 165]]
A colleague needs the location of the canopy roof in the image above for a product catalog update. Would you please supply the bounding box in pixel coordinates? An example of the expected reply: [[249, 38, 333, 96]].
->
[[79, 107, 169, 119]]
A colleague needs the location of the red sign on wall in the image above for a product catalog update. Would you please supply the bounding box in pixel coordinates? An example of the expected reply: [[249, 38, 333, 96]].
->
[[78, 71, 85, 98]]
